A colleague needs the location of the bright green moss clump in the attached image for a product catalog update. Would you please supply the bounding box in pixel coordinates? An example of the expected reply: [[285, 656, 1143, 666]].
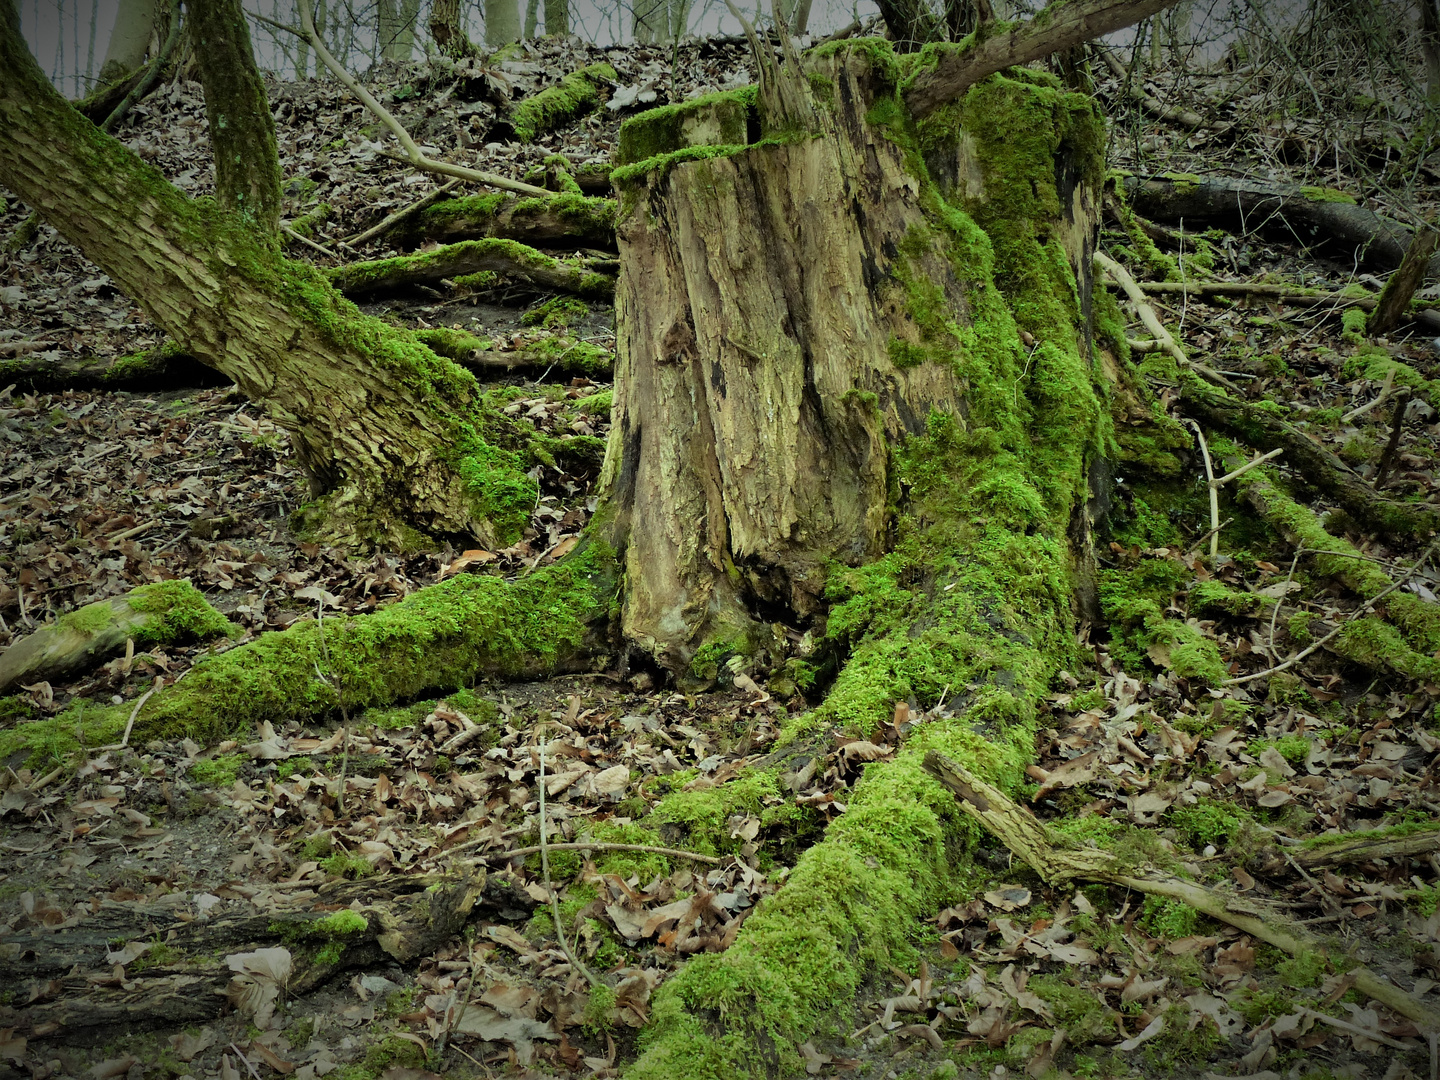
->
[[616, 87, 756, 166], [511, 63, 617, 143]]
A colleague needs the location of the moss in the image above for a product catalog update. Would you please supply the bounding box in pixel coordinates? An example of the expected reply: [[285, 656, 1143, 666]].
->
[[20, 543, 617, 749], [511, 63, 617, 143], [286, 202, 331, 240], [522, 295, 589, 329], [1030, 975, 1118, 1043], [1188, 580, 1268, 618], [320, 852, 375, 879], [315, 909, 368, 936], [330, 1035, 427, 1080], [413, 326, 488, 360], [189, 752, 245, 787], [1341, 306, 1369, 344], [651, 770, 809, 856], [1140, 895, 1199, 939], [1170, 797, 1257, 851], [616, 87, 756, 166], [1298, 185, 1357, 204], [573, 389, 613, 415]]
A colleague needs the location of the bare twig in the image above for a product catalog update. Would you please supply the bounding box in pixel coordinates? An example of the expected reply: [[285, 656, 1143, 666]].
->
[[1372, 391, 1412, 490], [282, 224, 339, 260], [342, 178, 463, 246], [294, 0, 547, 198], [1341, 367, 1395, 424]]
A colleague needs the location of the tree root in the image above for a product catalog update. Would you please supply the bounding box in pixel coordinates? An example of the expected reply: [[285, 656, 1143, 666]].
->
[[330, 239, 615, 299], [921, 750, 1440, 1029], [1294, 824, 1440, 870], [0, 870, 534, 1047], [1177, 381, 1440, 538]]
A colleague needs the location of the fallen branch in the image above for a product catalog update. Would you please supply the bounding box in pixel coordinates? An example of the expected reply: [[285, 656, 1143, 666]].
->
[[904, 0, 1186, 119], [0, 344, 223, 393], [391, 191, 617, 251], [1121, 173, 1440, 282], [921, 750, 1440, 1028], [330, 239, 615, 299], [1176, 381, 1440, 537], [1369, 220, 1440, 336], [293, 0, 547, 198], [342, 178, 463, 246], [1091, 43, 1226, 131], [1293, 824, 1440, 869]]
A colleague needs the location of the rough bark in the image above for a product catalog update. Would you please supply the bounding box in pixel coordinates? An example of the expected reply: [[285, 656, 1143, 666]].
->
[[431, 0, 478, 57], [543, 0, 568, 36], [903, 0, 1186, 119], [0, 871, 534, 1046], [0, 4, 535, 550], [1123, 172, 1440, 281], [190, 0, 282, 233]]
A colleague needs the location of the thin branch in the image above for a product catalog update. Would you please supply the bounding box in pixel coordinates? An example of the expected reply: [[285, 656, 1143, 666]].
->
[[282, 223, 339, 259], [1184, 419, 1222, 559], [342, 178, 463, 246], [294, 0, 548, 198]]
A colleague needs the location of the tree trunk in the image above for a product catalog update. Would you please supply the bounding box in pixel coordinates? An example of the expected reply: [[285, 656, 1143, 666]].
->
[[190, 0, 282, 234], [632, 0, 668, 43], [0, 4, 534, 550], [97, 0, 156, 83], [1422, 0, 1440, 107], [377, 0, 419, 61], [484, 0, 520, 46], [608, 42, 1114, 1073], [431, 0, 477, 56], [543, 0, 568, 36]]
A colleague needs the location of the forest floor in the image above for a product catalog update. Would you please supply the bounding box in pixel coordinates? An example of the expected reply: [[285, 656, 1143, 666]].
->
[[3, 25, 1440, 1080]]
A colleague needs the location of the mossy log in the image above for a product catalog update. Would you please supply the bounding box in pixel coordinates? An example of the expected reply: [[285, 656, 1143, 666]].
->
[[394, 191, 617, 250], [921, 749, 1440, 1028], [330, 239, 616, 299], [1294, 823, 1440, 869], [0, 16, 539, 551], [601, 37, 1119, 1076], [0, 581, 234, 694], [0, 870, 534, 1047], [0, 344, 225, 393], [1177, 381, 1440, 537], [1122, 173, 1440, 281], [508, 62, 616, 143]]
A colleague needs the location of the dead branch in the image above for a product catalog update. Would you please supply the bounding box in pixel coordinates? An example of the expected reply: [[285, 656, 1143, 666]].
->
[[343, 179, 463, 246], [1175, 381, 1440, 537], [1090, 43, 1226, 131], [390, 191, 617, 251], [921, 750, 1440, 1029], [329, 241, 615, 299], [903, 0, 1186, 120], [1370, 222, 1440, 336], [1293, 824, 1440, 869], [1122, 173, 1440, 283]]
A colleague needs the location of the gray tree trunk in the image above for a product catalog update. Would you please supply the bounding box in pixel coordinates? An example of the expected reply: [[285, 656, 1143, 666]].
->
[[97, 0, 155, 82], [484, 0, 520, 45]]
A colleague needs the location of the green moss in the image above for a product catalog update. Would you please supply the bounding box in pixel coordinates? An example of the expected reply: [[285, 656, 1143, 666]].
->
[[522, 296, 589, 329], [616, 87, 756, 166], [1188, 580, 1268, 618], [413, 326, 488, 360], [1030, 975, 1118, 1043], [1298, 185, 1356, 204], [189, 752, 245, 787], [511, 63, 617, 143], [1341, 306, 1369, 344], [37, 543, 616, 748], [1140, 895, 1198, 939], [320, 852, 375, 879], [573, 389, 613, 415], [330, 1035, 427, 1080], [651, 770, 809, 856], [1170, 797, 1256, 850]]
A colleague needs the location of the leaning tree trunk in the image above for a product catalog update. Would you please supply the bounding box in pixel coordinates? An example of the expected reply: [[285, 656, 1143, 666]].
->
[[605, 39, 1114, 1075], [0, 0, 534, 551]]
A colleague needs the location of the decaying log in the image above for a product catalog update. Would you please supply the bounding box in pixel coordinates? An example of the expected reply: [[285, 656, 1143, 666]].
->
[[1122, 173, 1440, 281], [1293, 824, 1440, 869], [0, 581, 233, 695], [394, 193, 617, 251], [330, 240, 615, 298], [903, 0, 1186, 119], [0, 870, 534, 1047], [921, 750, 1440, 1029], [1176, 381, 1440, 538], [0, 345, 224, 393]]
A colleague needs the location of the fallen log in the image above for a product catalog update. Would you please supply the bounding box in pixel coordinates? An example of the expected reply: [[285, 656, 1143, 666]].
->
[[0, 343, 225, 393], [0, 869, 533, 1046], [921, 749, 1440, 1029], [0, 580, 235, 695], [1122, 173, 1440, 281], [394, 192, 617, 251], [330, 239, 616, 299], [1175, 380, 1440, 538], [1293, 823, 1440, 869]]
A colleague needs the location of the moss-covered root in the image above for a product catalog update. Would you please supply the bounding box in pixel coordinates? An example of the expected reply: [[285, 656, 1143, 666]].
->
[[1231, 461, 1440, 679], [0, 580, 236, 694], [5, 544, 618, 758], [329, 238, 615, 299], [510, 63, 616, 143], [0, 341, 224, 393]]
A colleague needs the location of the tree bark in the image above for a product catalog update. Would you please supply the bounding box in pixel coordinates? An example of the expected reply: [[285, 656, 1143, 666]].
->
[[190, 0, 282, 234], [484, 0, 520, 46], [97, 0, 157, 84], [0, 3, 535, 550], [1423, 0, 1440, 106], [543, 0, 568, 36], [431, 0, 478, 57], [1369, 221, 1439, 336], [904, 0, 1187, 119], [376, 0, 420, 61]]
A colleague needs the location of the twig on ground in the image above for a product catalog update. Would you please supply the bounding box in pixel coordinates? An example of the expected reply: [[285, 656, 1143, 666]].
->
[[342, 178, 463, 246], [282, 224, 339, 260], [1341, 367, 1395, 424], [1372, 391, 1412, 490]]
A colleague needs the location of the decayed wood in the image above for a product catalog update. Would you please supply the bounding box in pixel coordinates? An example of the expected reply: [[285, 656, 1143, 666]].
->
[[330, 241, 615, 298], [1369, 223, 1440, 336], [1, 870, 533, 1046], [0, 585, 228, 695], [395, 193, 618, 251], [1293, 824, 1440, 869], [1122, 173, 1440, 281], [921, 750, 1440, 1029], [1176, 381, 1440, 538], [903, 0, 1186, 120]]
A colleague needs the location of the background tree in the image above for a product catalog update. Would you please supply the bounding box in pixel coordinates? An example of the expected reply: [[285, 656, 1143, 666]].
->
[[484, 0, 521, 45], [376, 0, 421, 61], [97, 0, 157, 83]]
